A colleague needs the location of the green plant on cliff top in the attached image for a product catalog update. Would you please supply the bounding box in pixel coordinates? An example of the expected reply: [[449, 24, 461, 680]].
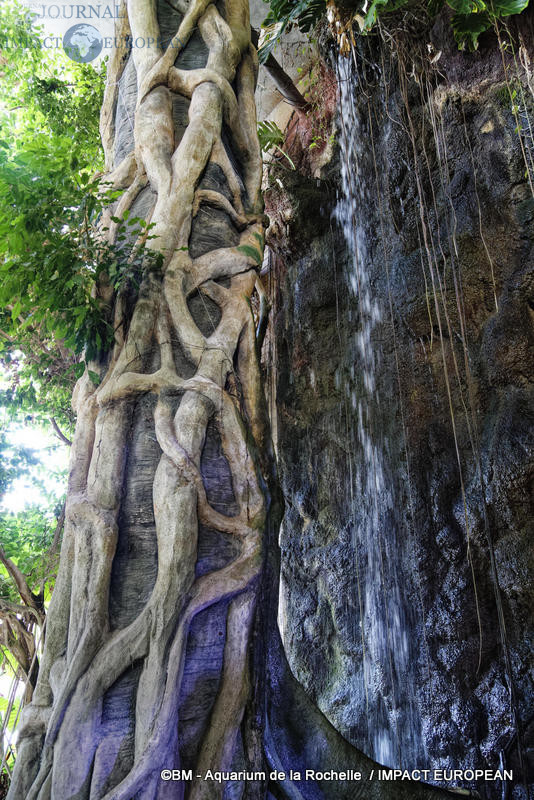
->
[[444, 0, 530, 49], [259, 0, 530, 57]]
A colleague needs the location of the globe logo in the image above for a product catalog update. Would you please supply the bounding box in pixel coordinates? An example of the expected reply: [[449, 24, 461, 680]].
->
[[63, 24, 103, 63]]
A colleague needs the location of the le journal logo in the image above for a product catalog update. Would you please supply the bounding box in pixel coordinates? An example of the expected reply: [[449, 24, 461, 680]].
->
[[33, 4, 125, 19]]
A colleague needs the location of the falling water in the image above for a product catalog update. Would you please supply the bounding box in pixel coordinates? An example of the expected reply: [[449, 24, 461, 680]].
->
[[334, 53, 425, 770]]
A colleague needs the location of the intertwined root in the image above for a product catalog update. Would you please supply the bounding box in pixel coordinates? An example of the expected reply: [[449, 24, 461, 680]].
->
[[8, 1, 267, 798]]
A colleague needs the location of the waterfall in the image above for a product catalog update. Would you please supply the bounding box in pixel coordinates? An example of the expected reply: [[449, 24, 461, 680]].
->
[[334, 53, 426, 771]]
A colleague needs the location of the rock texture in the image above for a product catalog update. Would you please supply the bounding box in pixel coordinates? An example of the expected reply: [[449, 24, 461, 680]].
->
[[265, 11, 534, 800]]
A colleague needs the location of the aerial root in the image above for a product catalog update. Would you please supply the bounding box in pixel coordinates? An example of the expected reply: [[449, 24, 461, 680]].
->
[[154, 396, 257, 537], [210, 138, 246, 215], [189, 590, 256, 800], [16, 1, 267, 797], [45, 506, 119, 747], [98, 537, 261, 800], [193, 189, 248, 229]]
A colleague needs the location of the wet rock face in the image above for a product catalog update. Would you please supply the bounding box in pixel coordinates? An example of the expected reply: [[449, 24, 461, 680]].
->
[[266, 16, 534, 800]]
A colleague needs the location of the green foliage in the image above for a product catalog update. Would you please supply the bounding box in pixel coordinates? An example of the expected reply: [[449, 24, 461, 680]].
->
[[257, 120, 296, 168], [0, 183, 161, 410], [0, 695, 21, 734], [0, 502, 60, 602], [359, 0, 411, 29], [443, 0, 529, 48], [449, 9, 493, 48], [0, 410, 67, 700], [0, 421, 66, 707], [0, 692, 21, 776], [258, 119, 286, 151], [0, 2, 164, 426], [0, 1, 110, 423], [0, 5, 129, 741], [0, 2, 105, 161], [260, 0, 325, 62], [259, 0, 530, 57]]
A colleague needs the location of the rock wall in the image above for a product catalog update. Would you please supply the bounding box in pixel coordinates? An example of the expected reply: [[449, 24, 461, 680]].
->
[[265, 11, 534, 799]]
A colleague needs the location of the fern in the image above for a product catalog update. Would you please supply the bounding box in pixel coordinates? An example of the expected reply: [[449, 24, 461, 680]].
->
[[258, 120, 286, 152], [257, 121, 296, 169]]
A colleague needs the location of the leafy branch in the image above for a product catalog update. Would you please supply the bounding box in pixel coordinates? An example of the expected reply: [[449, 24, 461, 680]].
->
[[259, 0, 530, 58]]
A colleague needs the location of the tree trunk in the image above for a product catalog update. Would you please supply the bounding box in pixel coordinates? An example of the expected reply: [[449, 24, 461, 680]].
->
[[7, 2, 454, 799]]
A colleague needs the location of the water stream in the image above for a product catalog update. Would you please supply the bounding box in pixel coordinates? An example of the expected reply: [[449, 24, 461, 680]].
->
[[334, 53, 426, 770]]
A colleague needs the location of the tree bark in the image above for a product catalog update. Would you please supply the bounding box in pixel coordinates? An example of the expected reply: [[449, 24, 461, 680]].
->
[[7, 2, 456, 798]]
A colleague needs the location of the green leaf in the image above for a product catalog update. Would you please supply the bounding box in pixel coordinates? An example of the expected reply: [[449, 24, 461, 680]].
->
[[490, 0, 529, 14], [0, 696, 21, 733], [450, 10, 492, 48], [446, 0, 486, 14], [258, 120, 285, 153], [11, 301, 22, 323], [362, 0, 411, 28]]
